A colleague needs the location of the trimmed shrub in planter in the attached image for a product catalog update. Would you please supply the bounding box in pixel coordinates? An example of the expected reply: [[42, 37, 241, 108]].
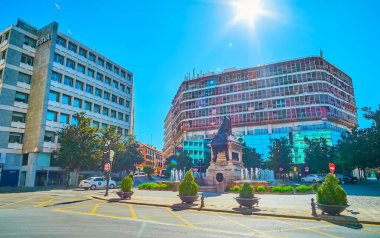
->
[[256, 185, 266, 193], [316, 173, 349, 215], [235, 183, 259, 209], [239, 183, 254, 198], [117, 176, 134, 199], [178, 170, 199, 204], [229, 185, 241, 193], [295, 185, 313, 193]]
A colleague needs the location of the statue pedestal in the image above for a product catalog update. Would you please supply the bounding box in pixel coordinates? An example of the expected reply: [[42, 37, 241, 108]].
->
[[205, 139, 244, 190]]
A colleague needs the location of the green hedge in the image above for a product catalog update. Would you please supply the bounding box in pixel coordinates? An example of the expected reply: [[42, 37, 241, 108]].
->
[[229, 185, 241, 193], [137, 183, 169, 190], [271, 185, 294, 193], [295, 185, 313, 193], [256, 185, 266, 192]]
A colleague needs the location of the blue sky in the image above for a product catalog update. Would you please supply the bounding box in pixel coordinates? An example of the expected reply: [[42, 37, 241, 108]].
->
[[2, 0, 380, 149]]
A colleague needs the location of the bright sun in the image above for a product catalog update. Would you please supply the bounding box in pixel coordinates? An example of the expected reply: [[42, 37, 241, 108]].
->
[[232, 0, 266, 26]]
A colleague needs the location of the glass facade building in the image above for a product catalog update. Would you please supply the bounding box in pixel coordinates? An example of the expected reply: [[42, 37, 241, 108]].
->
[[163, 56, 357, 165]]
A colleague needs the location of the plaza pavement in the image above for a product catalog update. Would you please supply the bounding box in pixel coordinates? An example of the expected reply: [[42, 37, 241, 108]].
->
[[92, 189, 380, 225]]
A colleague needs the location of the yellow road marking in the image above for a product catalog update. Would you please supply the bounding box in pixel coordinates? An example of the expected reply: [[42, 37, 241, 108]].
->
[[0, 196, 37, 208], [33, 198, 55, 208], [165, 208, 193, 227], [274, 219, 341, 238], [362, 228, 380, 235], [217, 214, 270, 237], [267, 224, 335, 233], [192, 220, 231, 225], [128, 204, 137, 219], [89, 203, 101, 214]]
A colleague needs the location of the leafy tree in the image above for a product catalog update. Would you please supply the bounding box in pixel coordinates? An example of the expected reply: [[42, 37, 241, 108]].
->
[[267, 138, 292, 174], [241, 142, 262, 169], [112, 136, 144, 173], [142, 165, 154, 179], [100, 125, 126, 171], [165, 152, 192, 171], [57, 112, 102, 184], [304, 138, 336, 173]]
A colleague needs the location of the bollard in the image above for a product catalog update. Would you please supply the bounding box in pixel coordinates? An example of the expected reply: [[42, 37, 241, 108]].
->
[[311, 198, 317, 216], [200, 193, 205, 208]]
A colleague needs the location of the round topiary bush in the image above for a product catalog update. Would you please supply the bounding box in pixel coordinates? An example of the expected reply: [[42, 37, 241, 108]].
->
[[230, 185, 241, 193], [121, 176, 133, 192], [256, 185, 266, 192], [179, 170, 198, 196], [317, 173, 348, 206], [239, 183, 254, 199]]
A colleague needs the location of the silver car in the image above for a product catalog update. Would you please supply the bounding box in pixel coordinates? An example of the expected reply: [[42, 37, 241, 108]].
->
[[301, 174, 324, 183], [79, 177, 116, 190]]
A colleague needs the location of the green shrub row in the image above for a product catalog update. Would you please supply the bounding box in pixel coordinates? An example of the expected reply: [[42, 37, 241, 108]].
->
[[137, 183, 169, 190], [295, 185, 313, 193], [271, 186, 293, 193], [229, 185, 266, 193]]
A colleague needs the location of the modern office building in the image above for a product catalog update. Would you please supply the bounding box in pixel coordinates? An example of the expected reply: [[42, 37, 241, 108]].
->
[[163, 56, 357, 168], [137, 142, 164, 173], [0, 19, 134, 187]]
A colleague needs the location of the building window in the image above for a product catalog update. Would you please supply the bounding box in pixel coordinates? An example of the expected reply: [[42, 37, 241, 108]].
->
[[68, 42, 77, 53], [44, 131, 55, 142], [46, 110, 58, 122], [54, 54, 64, 65], [51, 71, 62, 83], [77, 64, 85, 74], [72, 116, 78, 126], [112, 80, 118, 89], [113, 66, 119, 75], [98, 58, 104, 67], [73, 98, 82, 108], [102, 107, 109, 116], [94, 104, 101, 113], [56, 36, 66, 47], [9, 132, 23, 144], [89, 53, 96, 62], [127, 74, 132, 81], [64, 76, 74, 87], [96, 73, 103, 81], [126, 100, 130, 108], [86, 84, 93, 94], [95, 88, 102, 97], [84, 101, 92, 111], [66, 58, 75, 70], [49, 91, 60, 102], [118, 98, 124, 106], [106, 62, 112, 71], [103, 91, 110, 100], [111, 110, 116, 118], [111, 95, 117, 103], [18, 72, 31, 84], [23, 36, 36, 48], [75, 80, 84, 91], [101, 123, 108, 131], [121, 71, 126, 78], [93, 121, 100, 128], [59, 113, 69, 124], [120, 84, 125, 92], [118, 112, 123, 121], [21, 54, 34, 66], [1, 50, 6, 60], [15, 92, 28, 103], [125, 115, 130, 122], [62, 94, 71, 105], [12, 112, 26, 123], [126, 87, 131, 94], [105, 77, 111, 85], [79, 47, 87, 58], [87, 68, 94, 78]]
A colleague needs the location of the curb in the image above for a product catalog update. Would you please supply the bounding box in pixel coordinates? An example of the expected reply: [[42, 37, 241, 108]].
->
[[91, 195, 380, 226]]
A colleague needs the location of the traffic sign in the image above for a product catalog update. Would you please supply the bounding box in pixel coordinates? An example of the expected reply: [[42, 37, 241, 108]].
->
[[329, 163, 335, 174], [305, 166, 309, 172], [104, 162, 111, 173]]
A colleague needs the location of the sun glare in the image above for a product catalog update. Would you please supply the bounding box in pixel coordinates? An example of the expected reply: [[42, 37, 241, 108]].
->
[[230, 0, 273, 27]]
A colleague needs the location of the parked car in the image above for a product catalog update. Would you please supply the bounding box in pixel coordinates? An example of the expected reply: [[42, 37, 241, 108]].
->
[[134, 171, 146, 176], [335, 174, 358, 184], [79, 177, 116, 190], [301, 174, 324, 183]]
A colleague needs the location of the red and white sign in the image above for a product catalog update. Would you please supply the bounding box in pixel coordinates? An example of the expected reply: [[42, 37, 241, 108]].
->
[[192, 168, 198, 172], [104, 162, 111, 173], [305, 166, 309, 172], [329, 163, 335, 174]]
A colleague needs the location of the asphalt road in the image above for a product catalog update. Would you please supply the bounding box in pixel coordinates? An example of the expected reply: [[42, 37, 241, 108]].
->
[[0, 190, 379, 238]]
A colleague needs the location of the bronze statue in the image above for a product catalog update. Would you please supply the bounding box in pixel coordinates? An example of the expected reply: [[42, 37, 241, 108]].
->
[[211, 116, 232, 162]]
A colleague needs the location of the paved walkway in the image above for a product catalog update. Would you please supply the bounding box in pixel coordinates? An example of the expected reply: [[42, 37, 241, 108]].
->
[[92, 189, 380, 225]]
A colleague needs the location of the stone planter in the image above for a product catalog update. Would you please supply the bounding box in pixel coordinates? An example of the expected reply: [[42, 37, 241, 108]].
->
[[316, 203, 350, 215], [235, 197, 260, 209], [116, 191, 134, 200], [178, 195, 199, 204]]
